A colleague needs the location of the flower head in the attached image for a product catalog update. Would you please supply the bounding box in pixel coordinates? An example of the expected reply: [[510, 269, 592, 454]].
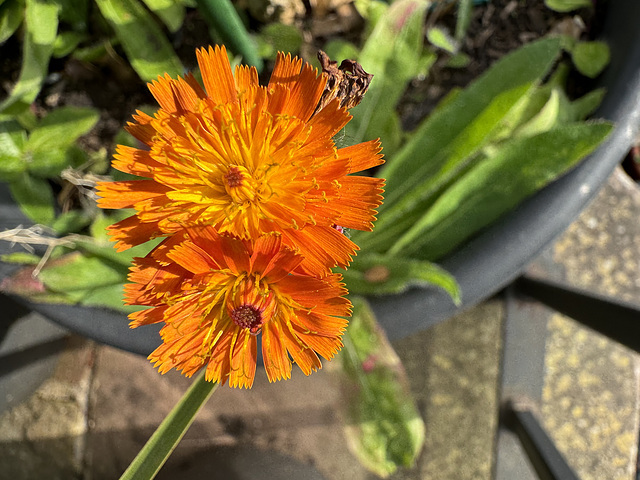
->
[[125, 226, 351, 388], [97, 45, 384, 275]]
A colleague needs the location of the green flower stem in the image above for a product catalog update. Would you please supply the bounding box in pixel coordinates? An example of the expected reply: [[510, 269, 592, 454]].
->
[[120, 371, 218, 480], [195, 0, 263, 72]]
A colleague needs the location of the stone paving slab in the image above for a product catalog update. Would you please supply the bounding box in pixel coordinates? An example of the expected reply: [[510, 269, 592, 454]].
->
[[523, 167, 640, 480]]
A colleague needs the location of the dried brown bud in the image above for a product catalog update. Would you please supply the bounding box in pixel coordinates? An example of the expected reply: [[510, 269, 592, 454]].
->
[[314, 50, 373, 115]]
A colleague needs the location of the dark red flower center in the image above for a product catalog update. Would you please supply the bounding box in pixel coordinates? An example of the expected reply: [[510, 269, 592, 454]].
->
[[230, 304, 263, 334], [225, 166, 244, 188]]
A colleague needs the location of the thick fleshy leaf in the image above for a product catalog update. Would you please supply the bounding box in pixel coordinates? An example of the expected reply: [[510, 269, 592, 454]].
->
[[392, 121, 613, 260], [343, 253, 460, 304], [94, 0, 183, 81], [335, 297, 425, 478]]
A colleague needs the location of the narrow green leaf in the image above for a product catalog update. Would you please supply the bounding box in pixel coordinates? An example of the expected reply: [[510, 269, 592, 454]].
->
[[0, 252, 42, 264], [455, 0, 473, 41], [53, 31, 87, 58], [140, 0, 185, 32], [120, 371, 218, 480], [9, 173, 55, 224], [346, 0, 431, 156], [392, 122, 613, 260], [56, 0, 88, 28], [0, 0, 59, 114], [371, 82, 534, 246], [343, 253, 460, 303], [426, 26, 458, 53], [514, 88, 561, 138], [26, 106, 99, 152], [571, 41, 610, 78], [568, 88, 606, 120], [51, 209, 93, 235], [95, 0, 183, 81], [544, 0, 591, 12], [0, 0, 24, 44], [38, 252, 128, 291], [379, 37, 562, 210], [195, 0, 263, 71], [337, 297, 425, 477]]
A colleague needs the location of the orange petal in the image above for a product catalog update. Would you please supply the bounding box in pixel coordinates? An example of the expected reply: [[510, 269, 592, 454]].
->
[[262, 320, 292, 382], [167, 242, 215, 274], [196, 45, 237, 105], [96, 179, 169, 210], [337, 138, 385, 173], [234, 64, 259, 92], [107, 216, 161, 252], [112, 145, 165, 177]]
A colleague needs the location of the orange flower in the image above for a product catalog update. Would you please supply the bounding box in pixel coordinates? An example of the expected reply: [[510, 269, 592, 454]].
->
[[125, 226, 351, 388], [97, 45, 384, 275]]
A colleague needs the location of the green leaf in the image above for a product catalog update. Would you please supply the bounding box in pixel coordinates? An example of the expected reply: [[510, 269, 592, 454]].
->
[[455, 0, 473, 41], [514, 88, 561, 138], [0, 0, 60, 114], [392, 122, 613, 260], [337, 297, 425, 477], [544, 0, 591, 12], [258, 23, 303, 59], [343, 253, 460, 303], [94, 0, 183, 81], [140, 0, 185, 32], [24, 148, 70, 177], [379, 37, 562, 211], [0, 0, 24, 44], [445, 52, 470, 68], [79, 283, 140, 313], [571, 41, 610, 78], [194, 0, 263, 71], [73, 236, 160, 267], [38, 252, 128, 291], [56, 0, 88, 28], [568, 87, 606, 120], [53, 30, 87, 58], [0, 120, 27, 181], [322, 39, 360, 65], [346, 0, 432, 157], [360, 38, 562, 253], [9, 173, 55, 224], [365, 82, 536, 252], [426, 26, 458, 53], [51, 209, 93, 235], [120, 371, 218, 480], [26, 106, 99, 152], [0, 252, 42, 264]]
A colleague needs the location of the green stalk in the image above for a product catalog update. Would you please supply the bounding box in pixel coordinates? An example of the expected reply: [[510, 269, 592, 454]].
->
[[120, 371, 218, 480], [195, 0, 263, 72]]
